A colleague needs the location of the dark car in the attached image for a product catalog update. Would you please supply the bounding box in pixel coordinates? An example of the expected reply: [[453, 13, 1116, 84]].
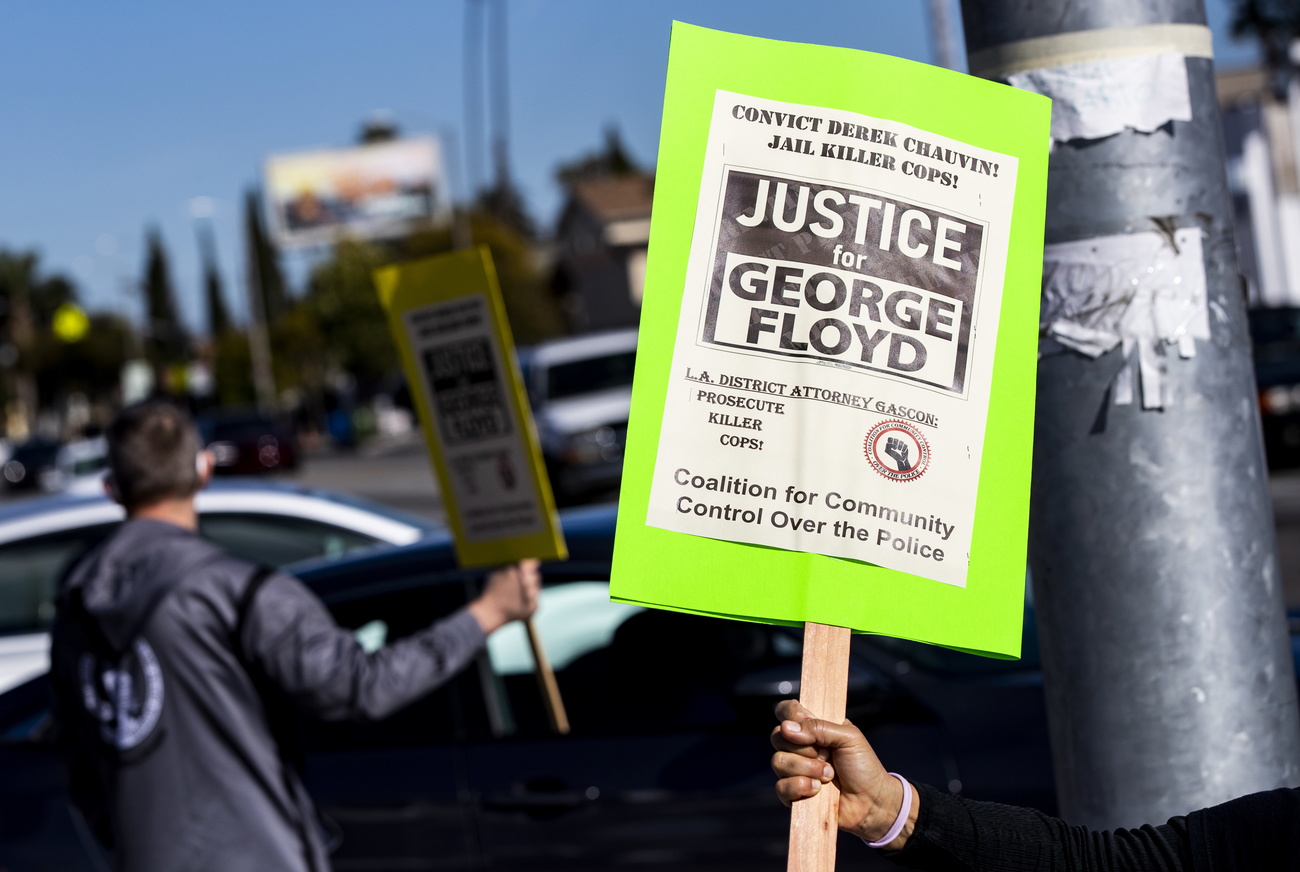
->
[[197, 410, 300, 475], [2, 438, 62, 492], [0, 503, 1056, 871], [1249, 307, 1300, 467]]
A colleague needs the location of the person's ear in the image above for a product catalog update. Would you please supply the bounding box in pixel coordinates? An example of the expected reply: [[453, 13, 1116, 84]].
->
[[103, 473, 122, 505], [196, 450, 214, 489]]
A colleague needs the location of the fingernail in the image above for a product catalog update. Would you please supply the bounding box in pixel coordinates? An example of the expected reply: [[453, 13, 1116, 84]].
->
[[808, 780, 821, 795], [822, 764, 834, 781], [784, 720, 802, 733]]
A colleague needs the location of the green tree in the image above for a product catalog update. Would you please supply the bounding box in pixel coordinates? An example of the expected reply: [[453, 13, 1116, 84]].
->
[[245, 188, 289, 324], [141, 228, 188, 366], [0, 250, 137, 432], [198, 221, 232, 337], [31, 313, 133, 407], [476, 181, 536, 240], [0, 250, 85, 434], [213, 330, 256, 407], [556, 126, 639, 186], [403, 210, 564, 345], [262, 206, 562, 423], [301, 241, 394, 383]]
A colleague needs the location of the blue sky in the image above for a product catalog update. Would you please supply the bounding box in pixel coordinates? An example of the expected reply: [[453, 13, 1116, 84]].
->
[[0, 1, 1259, 331]]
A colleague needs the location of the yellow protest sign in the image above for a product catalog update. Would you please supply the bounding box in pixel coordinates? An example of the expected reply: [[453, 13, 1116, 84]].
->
[[374, 247, 566, 567]]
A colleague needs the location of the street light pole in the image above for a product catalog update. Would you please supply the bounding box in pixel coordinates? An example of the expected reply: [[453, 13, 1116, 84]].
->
[[961, 0, 1300, 828], [926, 0, 960, 71]]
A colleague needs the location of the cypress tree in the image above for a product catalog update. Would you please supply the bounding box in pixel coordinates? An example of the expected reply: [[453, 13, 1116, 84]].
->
[[198, 221, 231, 338], [142, 227, 188, 365], [244, 189, 288, 324]]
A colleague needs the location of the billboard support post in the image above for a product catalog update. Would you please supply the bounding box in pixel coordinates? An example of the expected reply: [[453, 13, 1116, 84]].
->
[[961, 0, 1300, 826], [244, 232, 277, 414]]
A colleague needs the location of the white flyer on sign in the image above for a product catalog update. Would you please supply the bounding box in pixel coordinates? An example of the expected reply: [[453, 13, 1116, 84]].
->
[[646, 91, 1019, 587], [403, 295, 545, 543]]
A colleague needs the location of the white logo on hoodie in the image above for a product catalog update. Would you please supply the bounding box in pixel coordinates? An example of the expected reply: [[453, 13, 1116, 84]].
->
[[79, 638, 165, 750]]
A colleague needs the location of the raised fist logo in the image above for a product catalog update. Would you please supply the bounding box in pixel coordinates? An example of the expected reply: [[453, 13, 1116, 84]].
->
[[884, 436, 912, 472], [865, 420, 930, 483]]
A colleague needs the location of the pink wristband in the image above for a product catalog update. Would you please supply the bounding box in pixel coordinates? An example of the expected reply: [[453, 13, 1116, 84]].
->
[[865, 773, 913, 849]]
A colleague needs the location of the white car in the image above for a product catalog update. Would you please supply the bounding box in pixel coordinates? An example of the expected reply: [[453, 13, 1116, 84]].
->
[[518, 328, 637, 502], [43, 436, 109, 495], [0, 479, 438, 692]]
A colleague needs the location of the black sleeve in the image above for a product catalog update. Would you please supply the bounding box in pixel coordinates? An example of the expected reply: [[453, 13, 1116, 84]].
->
[[239, 572, 487, 722], [884, 783, 1192, 872], [1185, 787, 1300, 871]]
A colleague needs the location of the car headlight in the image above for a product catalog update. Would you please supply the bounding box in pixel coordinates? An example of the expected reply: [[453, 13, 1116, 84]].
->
[[208, 441, 239, 466], [562, 426, 623, 465], [1261, 385, 1300, 417]]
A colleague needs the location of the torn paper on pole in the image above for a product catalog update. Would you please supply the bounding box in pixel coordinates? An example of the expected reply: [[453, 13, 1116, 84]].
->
[[1008, 53, 1192, 142], [1041, 228, 1209, 409]]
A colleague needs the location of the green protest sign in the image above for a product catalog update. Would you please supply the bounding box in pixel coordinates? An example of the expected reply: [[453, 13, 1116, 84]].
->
[[610, 23, 1050, 659]]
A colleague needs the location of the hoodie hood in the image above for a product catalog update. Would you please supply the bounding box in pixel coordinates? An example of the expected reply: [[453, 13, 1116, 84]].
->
[[63, 518, 225, 653]]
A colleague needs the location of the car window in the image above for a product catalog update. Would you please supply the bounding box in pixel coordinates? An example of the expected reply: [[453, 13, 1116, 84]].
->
[[0, 523, 119, 635], [487, 580, 809, 736], [486, 581, 643, 674], [544, 351, 636, 400], [69, 455, 107, 477], [198, 513, 381, 568], [302, 581, 494, 751]]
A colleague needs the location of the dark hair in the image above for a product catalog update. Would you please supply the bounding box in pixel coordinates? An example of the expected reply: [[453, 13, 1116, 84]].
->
[[106, 401, 202, 510]]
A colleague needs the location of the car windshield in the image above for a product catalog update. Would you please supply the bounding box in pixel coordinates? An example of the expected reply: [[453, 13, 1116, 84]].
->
[[69, 455, 107, 476], [204, 417, 277, 441], [545, 351, 636, 400]]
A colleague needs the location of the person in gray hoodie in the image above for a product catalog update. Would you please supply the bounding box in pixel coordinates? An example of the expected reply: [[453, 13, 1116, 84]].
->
[[50, 400, 540, 872]]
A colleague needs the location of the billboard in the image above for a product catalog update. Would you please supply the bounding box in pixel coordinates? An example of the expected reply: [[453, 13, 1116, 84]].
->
[[264, 137, 449, 248]]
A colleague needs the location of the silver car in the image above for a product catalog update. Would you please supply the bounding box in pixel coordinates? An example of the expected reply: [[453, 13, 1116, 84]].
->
[[0, 479, 437, 691]]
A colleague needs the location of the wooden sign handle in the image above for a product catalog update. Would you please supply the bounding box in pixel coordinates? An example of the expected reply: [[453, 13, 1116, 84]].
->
[[788, 622, 852, 872], [525, 616, 570, 734]]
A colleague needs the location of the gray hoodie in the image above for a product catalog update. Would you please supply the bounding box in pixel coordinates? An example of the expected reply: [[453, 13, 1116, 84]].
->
[[50, 518, 485, 872]]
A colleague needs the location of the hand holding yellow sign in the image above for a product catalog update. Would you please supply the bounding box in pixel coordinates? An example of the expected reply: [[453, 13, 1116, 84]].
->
[[375, 247, 569, 732]]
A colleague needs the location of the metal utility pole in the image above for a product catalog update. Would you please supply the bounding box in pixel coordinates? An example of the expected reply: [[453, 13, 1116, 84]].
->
[[926, 0, 961, 71], [961, 0, 1300, 828], [488, 0, 511, 193], [463, 0, 486, 197]]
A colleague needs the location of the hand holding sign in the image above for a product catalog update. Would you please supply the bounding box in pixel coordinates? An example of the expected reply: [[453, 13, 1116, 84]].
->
[[771, 699, 916, 851], [376, 248, 570, 735], [468, 559, 541, 634], [611, 22, 1048, 872]]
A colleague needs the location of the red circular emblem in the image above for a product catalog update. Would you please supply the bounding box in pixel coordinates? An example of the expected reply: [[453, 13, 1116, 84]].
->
[[864, 419, 930, 483]]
